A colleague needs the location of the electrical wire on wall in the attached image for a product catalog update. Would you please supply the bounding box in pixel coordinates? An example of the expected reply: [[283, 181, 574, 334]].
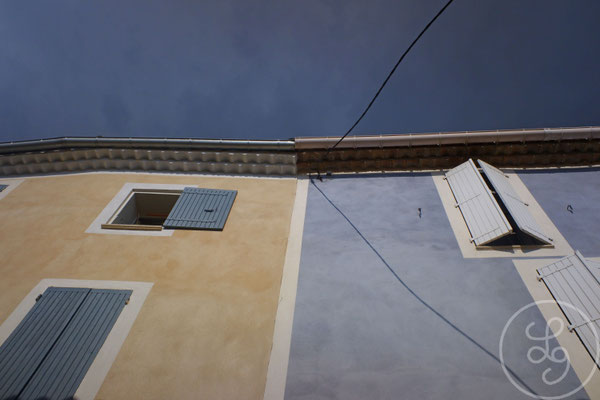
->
[[316, 0, 456, 178]]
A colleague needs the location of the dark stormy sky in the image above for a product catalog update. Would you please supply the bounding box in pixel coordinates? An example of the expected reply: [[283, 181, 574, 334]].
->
[[1, 0, 599, 141]]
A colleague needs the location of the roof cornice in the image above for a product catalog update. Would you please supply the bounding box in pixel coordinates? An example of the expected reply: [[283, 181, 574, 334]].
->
[[296, 126, 600, 149], [0, 126, 599, 176], [0, 136, 295, 155]]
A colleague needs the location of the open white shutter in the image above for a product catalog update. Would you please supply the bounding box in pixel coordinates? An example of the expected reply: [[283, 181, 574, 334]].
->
[[537, 252, 600, 364], [478, 160, 552, 245], [445, 159, 512, 246]]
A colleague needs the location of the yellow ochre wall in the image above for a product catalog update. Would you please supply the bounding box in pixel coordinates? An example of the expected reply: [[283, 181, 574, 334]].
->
[[0, 173, 297, 400]]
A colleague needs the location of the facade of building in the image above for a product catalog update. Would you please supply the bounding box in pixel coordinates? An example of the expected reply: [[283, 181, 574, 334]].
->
[[0, 126, 599, 399], [0, 173, 297, 399]]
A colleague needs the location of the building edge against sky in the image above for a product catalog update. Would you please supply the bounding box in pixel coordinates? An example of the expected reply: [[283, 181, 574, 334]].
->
[[0, 126, 599, 176], [0, 126, 599, 399]]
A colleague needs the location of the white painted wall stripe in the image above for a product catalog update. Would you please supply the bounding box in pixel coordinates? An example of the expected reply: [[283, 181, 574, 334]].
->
[[263, 177, 308, 400]]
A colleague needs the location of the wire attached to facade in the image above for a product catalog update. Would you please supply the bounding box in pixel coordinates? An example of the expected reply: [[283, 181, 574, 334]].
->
[[321, 0, 456, 166]]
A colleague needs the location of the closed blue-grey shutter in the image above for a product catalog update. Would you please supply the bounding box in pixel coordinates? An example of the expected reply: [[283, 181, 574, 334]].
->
[[163, 187, 237, 230], [19, 289, 131, 400], [0, 287, 89, 399], [0, 287, 131, 400], [0, 184, 7, 192]]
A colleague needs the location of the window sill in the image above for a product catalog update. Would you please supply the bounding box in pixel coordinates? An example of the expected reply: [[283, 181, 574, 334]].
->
[[101, 223, 163, 231]]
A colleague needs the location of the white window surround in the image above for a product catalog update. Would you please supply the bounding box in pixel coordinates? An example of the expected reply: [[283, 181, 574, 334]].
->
[[432, 171, 572, 258], [0, 278, 153, 400], [86, 182, 198, 236], [0, 178, 24, 201]]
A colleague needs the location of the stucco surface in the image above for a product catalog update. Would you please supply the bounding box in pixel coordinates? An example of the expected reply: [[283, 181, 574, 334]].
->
[[0, 173, 297, 400], [518, 168, 600, 256], [286, 173, 588, 399]]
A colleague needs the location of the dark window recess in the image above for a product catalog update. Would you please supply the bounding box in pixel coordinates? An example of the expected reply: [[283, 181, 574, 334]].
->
[[112, 192, 180, 226], [0, 287, 131, 400], [480, 173, 546, 247], [0, 184, 7, 193], [163, 188, 237, 230]]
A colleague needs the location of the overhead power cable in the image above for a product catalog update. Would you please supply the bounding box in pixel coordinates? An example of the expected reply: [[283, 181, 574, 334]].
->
[[322, 0, 456, 162]]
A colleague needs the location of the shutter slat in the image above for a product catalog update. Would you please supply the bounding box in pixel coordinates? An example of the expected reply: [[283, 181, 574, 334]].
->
[[0, 287, 89, 399], [163, 187, 237, 230]]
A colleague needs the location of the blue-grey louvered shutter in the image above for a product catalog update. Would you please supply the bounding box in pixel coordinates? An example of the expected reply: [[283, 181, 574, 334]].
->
[[163, 187, 237, 230], [0, 184, 7, 192], [0, 287, 131, 400], [19, 289, 131, 400], [0, 287, 90, 399]]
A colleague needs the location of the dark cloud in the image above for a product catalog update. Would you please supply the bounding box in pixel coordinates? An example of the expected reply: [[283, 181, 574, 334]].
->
[[0, 0, 599, 141]]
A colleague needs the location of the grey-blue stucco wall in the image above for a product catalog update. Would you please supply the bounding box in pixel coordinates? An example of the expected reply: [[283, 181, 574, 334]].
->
[[285, 171, 595, 400], [519, 168, 600, 257]]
